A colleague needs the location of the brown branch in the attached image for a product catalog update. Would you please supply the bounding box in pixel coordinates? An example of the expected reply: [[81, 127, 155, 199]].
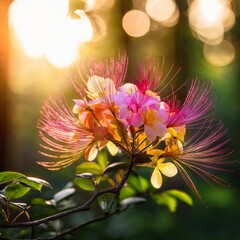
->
[[0, 156, 134, 230], [40, 206, 128, 240]]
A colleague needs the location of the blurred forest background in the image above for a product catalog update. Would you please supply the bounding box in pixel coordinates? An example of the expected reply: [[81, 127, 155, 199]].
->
[[0, 0, 240, 239]]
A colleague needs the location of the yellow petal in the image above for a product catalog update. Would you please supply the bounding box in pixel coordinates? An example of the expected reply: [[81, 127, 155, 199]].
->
[[168, 127, 177, 137], [177, 127, 186, 142], [151, 168, 163, 189], [85, 144, 98, 161], [87, 75, 116, 99], [136, 132, 147, 150], [107, 141, 119, 156], [157, 157, 165, 164], [72, 104, 79, 114], [165, 143, 180, 153], [147, 149, 165, 162], [158, 162, 178, 177], [176, 139, 183, 152], [163, 132, 172, 140]]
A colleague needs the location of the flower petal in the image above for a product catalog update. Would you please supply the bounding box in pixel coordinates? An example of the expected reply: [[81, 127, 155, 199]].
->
[[151, 168, 163, 189], [145, 123, 167, 141], [130, 113, 143, 127], [85, 144, 98, 161], [87, 75, 116, 99], [147, 149, 165, 163], [144, 125, 157, 141], [107, 141, 119, 156], [158, 162, 178, 177], [119, 83, 138, 94], [157, 109, 168, 123]]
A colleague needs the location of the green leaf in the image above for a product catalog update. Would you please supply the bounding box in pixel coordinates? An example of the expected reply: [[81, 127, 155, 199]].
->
[[105, 199, 117, 212], [26, 177, 52, 189], [165, 189, 193, 206], [19, 178, 42, 191], [119, 185, 136, 201], [4, 183, 30, 199], [153, 194, 177, 212], [97, 150, 108, 170], [54, 188, 76, 203], [98, 195, 107, 210], [103, 162, 129, 175], [14, 229, 31, 239], [0, 171, 26, 185], [152, 190, 193, 212], [76, 173, 93, 179], [18, 177, 51, 192], [31, 198, 49, 206], [120, 197, 146, 206], [138, 175, 149, 192], [10, 202, 28, 210], [76, 162, 102, 175], [127, 174, 149, 193], [74, 178, 94, 191]]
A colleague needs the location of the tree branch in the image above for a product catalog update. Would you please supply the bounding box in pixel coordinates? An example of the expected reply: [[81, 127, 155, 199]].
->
[[0, 156, 134, 230], [40, 206, 128, 240]]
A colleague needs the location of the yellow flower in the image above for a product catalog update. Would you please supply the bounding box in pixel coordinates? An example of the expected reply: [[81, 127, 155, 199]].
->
[[164, 127, 186, 154], [147, 149, 178, 189]]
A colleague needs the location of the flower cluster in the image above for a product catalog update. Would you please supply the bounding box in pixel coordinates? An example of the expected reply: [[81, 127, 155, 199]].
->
[[38, 54, 231, 198]]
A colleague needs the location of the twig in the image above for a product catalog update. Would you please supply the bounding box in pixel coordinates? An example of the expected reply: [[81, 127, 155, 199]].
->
[[40, 206, 128, 240], [0, 157, 134, 230]]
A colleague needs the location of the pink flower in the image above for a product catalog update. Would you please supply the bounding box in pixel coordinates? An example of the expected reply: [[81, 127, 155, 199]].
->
[[140, 107, 168, 141], [37, 95, 108, 170], [115, 90, 168, 141], [167, 80, 215, 128], [37, 54, 233, 199]]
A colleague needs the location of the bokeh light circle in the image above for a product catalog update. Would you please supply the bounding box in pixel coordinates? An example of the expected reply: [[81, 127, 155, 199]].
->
[[122, 10, 150, 37], [146, 0, 176, 23], [203, 40, 235, 67]]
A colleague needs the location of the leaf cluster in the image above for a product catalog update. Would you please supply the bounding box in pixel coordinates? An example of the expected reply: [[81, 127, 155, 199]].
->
[[0, 151, 193, 239], [0, 171, 51, 224]]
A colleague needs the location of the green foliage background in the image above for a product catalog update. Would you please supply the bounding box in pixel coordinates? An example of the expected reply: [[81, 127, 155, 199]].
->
[[2, 0, 240, 239]]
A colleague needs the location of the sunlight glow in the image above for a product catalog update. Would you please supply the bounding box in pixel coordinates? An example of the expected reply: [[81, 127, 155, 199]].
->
[[122, 10, 151, 37], [45, 21, 79, 68], [146, 0, 179, 26], [9, 0, 93, 68], [188, 0, 235, 45], [69, 10, 94, 43], [85, 0, 115, 11], [203, 40, 235, 67]]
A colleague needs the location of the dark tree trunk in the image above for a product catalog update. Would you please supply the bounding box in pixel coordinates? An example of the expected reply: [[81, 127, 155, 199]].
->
[[0, 1, 11, 171]]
